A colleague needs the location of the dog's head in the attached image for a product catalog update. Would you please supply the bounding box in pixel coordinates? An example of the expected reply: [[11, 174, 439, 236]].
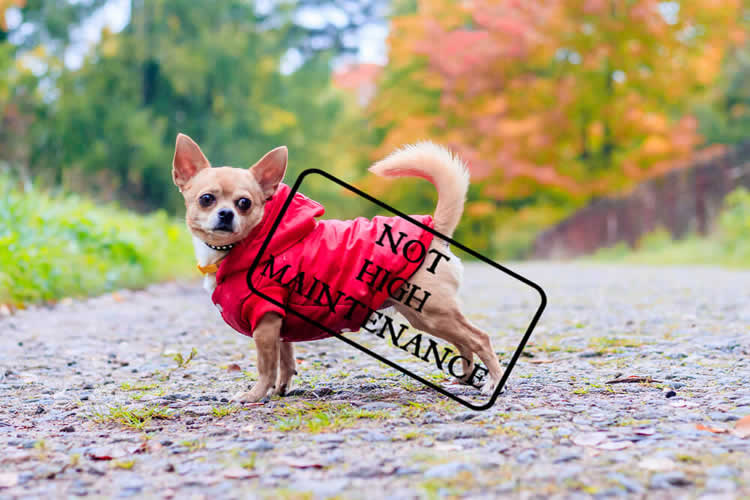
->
[[172, 133, 287, 247]]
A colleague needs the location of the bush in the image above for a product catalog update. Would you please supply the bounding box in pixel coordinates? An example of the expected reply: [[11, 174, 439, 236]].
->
[[718, 187, 750, 265], [0, 175, 193, 306]]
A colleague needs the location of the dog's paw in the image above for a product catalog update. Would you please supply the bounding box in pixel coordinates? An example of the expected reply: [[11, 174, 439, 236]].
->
[[480, 377, 500, 396], [272, 382, 289, 397], [230, 388, 267, 404]]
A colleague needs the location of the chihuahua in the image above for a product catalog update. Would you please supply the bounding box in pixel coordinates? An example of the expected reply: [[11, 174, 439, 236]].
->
[[172, 133, 502, 402]]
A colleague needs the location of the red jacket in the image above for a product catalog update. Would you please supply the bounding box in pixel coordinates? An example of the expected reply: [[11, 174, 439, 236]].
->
[[212, 183, 435, 342]]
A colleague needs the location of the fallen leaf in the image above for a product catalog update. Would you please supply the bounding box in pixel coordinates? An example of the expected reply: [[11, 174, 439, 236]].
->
[[0, 304, 12, 317], [128, 442, 149, 454], [111, 292, 124, 302], [696, 423, 728, 434], [279, 458, 323, 469], [528, 359, 555, 364], [639, 456, 675, 472], [0, 472, 18, 488], [223, 466, 258, 479], [605, 376, 662, 384], [634, 428, 655, 436], [732, 415, 750, 438], [226, 363, 241, 372], [295, 358, 304, 364], [572, 432, 608, 447], [86, 446, 127, 461]]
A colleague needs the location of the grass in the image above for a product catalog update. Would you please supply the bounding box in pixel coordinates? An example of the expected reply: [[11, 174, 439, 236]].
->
[[91, 404, 173, 430], [179, 440, 205, 452], [273, 402, 389, 433], [589, 187, 750, 268], [0, 174, 193, 307], [212, 405, 241, 418], [120, 382, 159, 392]]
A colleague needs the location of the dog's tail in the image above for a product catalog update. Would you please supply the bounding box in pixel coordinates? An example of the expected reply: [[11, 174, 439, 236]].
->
[[369, 142, 470, 238]]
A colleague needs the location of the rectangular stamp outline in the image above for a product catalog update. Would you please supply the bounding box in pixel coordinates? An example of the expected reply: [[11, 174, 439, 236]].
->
[[245, 168, 547, 411]]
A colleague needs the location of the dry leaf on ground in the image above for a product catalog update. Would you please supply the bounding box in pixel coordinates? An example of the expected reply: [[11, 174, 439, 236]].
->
[[696, 423, 728, 434], [732, 415, 750, 438]]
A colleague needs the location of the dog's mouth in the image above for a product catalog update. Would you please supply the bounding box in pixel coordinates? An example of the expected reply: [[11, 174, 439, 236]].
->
[[212, 222, 236, 233]]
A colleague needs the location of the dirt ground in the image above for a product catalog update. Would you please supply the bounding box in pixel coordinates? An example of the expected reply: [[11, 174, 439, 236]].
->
[[1, 263, 748, 499]]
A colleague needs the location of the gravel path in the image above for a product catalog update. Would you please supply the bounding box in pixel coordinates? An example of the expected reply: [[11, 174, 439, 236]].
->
[[1, 263, 748, 499]]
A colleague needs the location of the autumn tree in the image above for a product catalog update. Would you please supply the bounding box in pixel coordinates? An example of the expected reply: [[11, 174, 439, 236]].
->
[[367, 0, 744, 255]]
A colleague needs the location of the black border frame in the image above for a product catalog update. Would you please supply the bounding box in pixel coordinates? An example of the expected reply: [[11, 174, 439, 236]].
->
[[246, 169, 547, 410]]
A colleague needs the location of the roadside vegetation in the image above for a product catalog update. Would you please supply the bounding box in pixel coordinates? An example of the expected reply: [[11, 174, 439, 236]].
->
[[590, 187, 750, 268], [0, 175, 193, 307]]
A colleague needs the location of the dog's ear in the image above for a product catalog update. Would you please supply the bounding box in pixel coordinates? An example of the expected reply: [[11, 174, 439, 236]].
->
[[173, 133, 210, 191], [251, 146, 287, 199]]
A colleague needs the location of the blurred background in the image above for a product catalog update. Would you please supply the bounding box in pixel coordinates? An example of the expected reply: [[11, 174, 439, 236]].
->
[[1, 0, 749, 308]]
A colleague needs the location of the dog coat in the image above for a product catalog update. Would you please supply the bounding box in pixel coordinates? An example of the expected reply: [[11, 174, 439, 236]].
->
[[212, 183, 435, 342]]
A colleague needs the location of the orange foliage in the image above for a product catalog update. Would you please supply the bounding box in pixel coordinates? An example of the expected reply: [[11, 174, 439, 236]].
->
[[370, 0, 744, 203]]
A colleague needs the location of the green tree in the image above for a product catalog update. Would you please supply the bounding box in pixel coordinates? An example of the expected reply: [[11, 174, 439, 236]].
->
[[26, 0, 362, 212]]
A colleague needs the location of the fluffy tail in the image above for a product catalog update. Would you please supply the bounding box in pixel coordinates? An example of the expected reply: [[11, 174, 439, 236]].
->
[[369, 141, 470, 238]]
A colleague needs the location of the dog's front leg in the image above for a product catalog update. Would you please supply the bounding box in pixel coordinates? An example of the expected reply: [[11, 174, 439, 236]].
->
[[273, 341, 295, 396], [231, 313, 282, 403]]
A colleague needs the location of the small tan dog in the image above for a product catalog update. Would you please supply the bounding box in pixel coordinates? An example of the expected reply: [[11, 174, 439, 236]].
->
[[172, 133, 502, 402]]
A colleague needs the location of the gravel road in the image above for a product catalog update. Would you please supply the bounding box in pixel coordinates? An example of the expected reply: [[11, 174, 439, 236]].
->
[[1, 263, 748, 499]]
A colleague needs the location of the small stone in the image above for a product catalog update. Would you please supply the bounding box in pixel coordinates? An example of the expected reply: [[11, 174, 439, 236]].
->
[[664, 390, 677, 398], [422, 412, 444, 424], [361, 431, 390, 442], [515, 449, 538, 464], [346, 466, 380, 478], [553, 453, 581, 464], [705, 478, 736, 492], [313, 433, 345, 444], [435, 428, 487, 441], [60, 425, 75, 432], [424, 462, 475, 479], [290, 479, 348, 497], [607, 473, 644, 494], [650, 472, 691, 489], [360, 402, 400, 411], [269, 466, 292, 478], [245, 439, 274, 452], [454, 412, 478, 422], [529, 408, 563, 418], [706, 465, 736, 478], [710, 412, 740, 422], [393, 466, 420, 476]]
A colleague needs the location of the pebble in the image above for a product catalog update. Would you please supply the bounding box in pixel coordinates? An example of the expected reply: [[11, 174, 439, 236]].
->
[[245, 439, 274, 452], [650, 472, 692, 489], [435, 428, 488, 441], [423, 462, 475, 479], [607, 473, 644, 494]]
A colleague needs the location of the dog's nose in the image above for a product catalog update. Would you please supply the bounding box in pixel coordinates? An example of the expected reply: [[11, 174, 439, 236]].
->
[[217, 209, 234, 223]]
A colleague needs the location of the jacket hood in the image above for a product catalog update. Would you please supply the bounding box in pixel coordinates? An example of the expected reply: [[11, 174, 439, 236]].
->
[[215, 183, 324, 281]]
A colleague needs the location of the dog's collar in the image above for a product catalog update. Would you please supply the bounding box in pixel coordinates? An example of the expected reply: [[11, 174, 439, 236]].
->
[[204, 242, 236, 252], [197, 262, 220, 275]]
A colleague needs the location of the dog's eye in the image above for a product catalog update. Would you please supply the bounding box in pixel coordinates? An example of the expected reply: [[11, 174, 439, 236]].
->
[[236, 198, 252, 211], [199, 194, 215, 207]]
